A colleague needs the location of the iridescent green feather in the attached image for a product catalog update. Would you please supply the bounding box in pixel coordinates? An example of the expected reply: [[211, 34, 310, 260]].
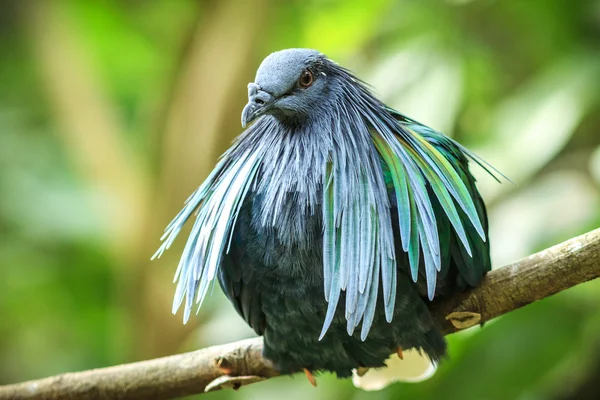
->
[[369, 118, 490, 299], [370, 132, 419, 276]]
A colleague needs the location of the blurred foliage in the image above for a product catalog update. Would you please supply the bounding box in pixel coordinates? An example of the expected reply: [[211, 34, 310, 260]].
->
[[1, 0, 600, 399]]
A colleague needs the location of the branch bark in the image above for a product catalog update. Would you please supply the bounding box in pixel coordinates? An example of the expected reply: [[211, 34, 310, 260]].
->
[[1, 228, 599, 400]]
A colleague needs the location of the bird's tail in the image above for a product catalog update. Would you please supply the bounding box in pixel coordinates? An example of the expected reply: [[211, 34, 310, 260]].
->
[[351, 349, 436, 391]]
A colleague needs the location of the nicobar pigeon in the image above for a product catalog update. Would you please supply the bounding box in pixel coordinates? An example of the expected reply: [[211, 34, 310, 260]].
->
[[154, 48, 502, 390]]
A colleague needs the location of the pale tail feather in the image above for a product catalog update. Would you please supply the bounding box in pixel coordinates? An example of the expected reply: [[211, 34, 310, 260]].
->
[[351, 350, 436, 391]]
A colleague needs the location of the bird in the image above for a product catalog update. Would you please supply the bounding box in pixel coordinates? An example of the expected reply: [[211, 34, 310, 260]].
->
[[153, 48, 502, 389]]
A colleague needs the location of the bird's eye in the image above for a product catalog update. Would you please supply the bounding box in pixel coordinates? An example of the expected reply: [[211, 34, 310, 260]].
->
[[298, 69, 314, 88]]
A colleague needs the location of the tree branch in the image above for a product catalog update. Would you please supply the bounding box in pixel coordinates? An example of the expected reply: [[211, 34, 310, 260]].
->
[[2, 228, 599, 400]]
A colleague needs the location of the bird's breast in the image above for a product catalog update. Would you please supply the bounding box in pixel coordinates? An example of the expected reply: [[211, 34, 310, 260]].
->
[[233, 191, 324, 285]]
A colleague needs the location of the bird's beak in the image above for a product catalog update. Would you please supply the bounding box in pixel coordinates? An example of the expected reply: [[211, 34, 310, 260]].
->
[[241, 101, 264, 128], [241, 83, 274, 128]]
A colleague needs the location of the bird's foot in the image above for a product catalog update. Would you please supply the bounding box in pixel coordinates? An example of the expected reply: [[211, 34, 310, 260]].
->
[[205, 375, 266, 392], [303, 368, 317, 387], [396, 346, 404, 360], [215, 356, 234, 375], [205, 356, 266, 392], [445, 311, 482, 330]]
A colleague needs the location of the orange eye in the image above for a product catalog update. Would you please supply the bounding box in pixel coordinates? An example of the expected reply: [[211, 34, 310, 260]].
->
[[298, 69, 314, 88]]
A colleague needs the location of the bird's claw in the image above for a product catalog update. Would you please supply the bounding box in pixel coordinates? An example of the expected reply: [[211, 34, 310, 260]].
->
[[303, 368, 317, 387], [205, 375, 266, 392], [445, 311, 482, 329], [396, 346, 404, 360], [206, 356, 266, 392], [215, 356, 234, 375]]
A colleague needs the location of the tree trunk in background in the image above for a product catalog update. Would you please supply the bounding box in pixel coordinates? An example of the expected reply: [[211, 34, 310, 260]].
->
[[135, 0, 274, 359], [26, 0, 274, 362], [25, 1, 150, 363]]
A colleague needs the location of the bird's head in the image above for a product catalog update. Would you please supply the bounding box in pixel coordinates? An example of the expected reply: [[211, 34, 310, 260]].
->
[[241, 48, 334, 128]]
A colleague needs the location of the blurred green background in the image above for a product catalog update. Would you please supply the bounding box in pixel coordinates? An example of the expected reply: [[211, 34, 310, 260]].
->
[[1, 0, 600, 399]]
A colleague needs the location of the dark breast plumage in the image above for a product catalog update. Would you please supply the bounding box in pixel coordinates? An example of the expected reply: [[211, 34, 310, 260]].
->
[[219, 189, 447, 377]]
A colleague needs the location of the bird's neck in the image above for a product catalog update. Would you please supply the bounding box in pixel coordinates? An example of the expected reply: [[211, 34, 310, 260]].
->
[[247, 117, 329, 243]]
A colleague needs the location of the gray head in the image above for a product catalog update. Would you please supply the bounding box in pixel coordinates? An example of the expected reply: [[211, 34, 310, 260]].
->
[[241, 49, 335, 128]]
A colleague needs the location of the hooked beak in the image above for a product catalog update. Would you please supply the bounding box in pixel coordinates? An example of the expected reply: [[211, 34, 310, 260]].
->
[[241, 83, 274, 128]]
